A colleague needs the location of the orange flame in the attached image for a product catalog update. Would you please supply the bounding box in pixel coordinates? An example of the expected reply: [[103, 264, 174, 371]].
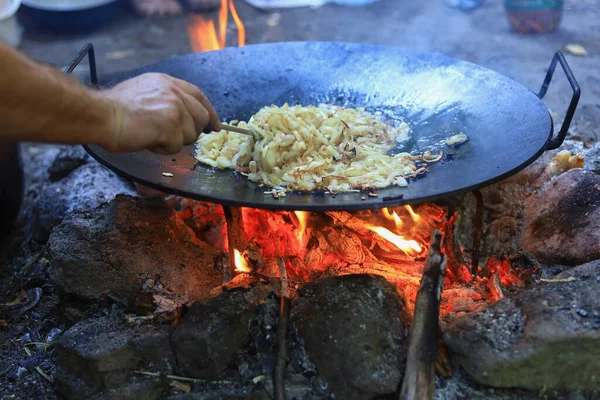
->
[[187, 0, 246, 52], [173, 199, 529, 317], [405, 205, 420, 223], [364, 224, 422, 255], [229, 0, 245, 46], [382, 208, 403, 230], [294, 211, 309, 243], [233, 248, 251, 272]]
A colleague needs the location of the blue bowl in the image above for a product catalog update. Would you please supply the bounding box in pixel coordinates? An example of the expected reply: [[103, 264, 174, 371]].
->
[[21, 0, 121, 32]]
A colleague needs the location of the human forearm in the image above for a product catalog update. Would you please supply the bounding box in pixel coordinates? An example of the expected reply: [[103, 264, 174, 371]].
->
[[0, 42, 116, 148], [0, 43, 222, 154]]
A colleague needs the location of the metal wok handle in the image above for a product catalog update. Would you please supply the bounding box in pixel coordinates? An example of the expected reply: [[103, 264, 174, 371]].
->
[[538, 52, 580, 150], [64, 43, 99, 88]]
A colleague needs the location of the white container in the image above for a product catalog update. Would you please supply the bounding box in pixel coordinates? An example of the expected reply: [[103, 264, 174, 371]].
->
[[0, 0, 23, 47]]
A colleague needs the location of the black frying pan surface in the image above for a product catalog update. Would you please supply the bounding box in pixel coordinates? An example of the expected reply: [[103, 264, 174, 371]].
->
[[85, 42, 553, 211]]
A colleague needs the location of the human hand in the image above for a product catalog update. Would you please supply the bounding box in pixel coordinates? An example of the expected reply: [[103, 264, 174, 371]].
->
[[99, 73, 221, 154]]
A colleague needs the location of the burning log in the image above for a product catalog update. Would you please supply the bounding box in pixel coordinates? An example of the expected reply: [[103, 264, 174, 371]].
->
[[400, 230, 446, 400], [242, 240, 264, 271], [487, 271, 504, 302], [326, 211, 424, 262], [325, 211, 371, 235], [223, 206, 246, 280], [441, 214, 467, 283], [274, 257, 290, 400], [323, 226, 378, 264], [327, 206, 436, 263]]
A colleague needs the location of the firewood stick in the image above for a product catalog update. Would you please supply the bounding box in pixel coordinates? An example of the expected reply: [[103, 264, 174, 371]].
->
[[400, 230, 446, 400], [435, 332, 453, 378], [441, 215, 465, 282], [223, 206, 245, 282], [274, 257, 290, 400], [471, 190, 484, 278]]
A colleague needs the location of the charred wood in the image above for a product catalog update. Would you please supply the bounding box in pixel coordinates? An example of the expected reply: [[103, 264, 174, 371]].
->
[[325, 211, 371, 235], [274, 258, 290, 400], [242, 240, 264, 271], [435, 334, 453, 378], [442, 214, 469, 284], [400, 231, 446, 400], [223, 206, 246, 281]]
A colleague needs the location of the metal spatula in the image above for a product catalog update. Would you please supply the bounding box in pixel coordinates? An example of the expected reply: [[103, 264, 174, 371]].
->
[[221, 124, 258, 137]]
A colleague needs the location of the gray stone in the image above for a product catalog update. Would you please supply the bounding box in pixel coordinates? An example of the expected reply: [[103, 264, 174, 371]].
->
[[519, 169, 600, 265], [87, 377, 164, 400], [171, 283, 272, 380], [164, 387, 272, 400], [444, 260, 600, 391], [48, 195, 223, 301], [18, 144, 62, 192], [1, 144, 60, 253], [434, 368, 542, 400], [446, 140, 590, 276], [34, 162, 136, 240], [55, 316, 174, 399], [47, 145, 92, 182], [570, 104, 600, 146], [291, 274, 409, 400], [584, 142, 600, 174]]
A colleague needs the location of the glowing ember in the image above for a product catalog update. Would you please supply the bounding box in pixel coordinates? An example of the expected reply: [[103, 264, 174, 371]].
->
[[487, 256, 525, 287], [171, 198, 526, 317], [233, 248, 251, 272], [364, 224, 422, 255], [187, 0, 246, 52]]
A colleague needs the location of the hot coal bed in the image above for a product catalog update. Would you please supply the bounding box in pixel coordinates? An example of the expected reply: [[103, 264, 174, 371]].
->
[[2, 48, 600, 400]]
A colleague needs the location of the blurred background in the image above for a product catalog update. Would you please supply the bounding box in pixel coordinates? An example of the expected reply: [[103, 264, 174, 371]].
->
[[0, 0, 598, 139]]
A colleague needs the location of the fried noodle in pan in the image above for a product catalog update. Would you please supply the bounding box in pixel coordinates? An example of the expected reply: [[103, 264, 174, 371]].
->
[[195, 104, 443, 194]]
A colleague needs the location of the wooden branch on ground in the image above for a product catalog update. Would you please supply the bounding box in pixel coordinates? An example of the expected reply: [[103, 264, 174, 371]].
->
[[400, 230, 447, 400], [274, 257, 290, 400]]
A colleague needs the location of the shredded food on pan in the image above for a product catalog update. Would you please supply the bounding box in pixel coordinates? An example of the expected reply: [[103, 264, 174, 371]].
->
[[195, 104, 442, 193]]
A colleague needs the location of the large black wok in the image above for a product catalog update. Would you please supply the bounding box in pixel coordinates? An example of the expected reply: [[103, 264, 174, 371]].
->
[[68, 42, 579, 211]]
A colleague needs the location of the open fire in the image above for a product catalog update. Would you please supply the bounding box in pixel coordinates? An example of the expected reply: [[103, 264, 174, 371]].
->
[[168, 197, 527, 317], [182, 1, 527, 318], [187, 0, 246, 52]]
